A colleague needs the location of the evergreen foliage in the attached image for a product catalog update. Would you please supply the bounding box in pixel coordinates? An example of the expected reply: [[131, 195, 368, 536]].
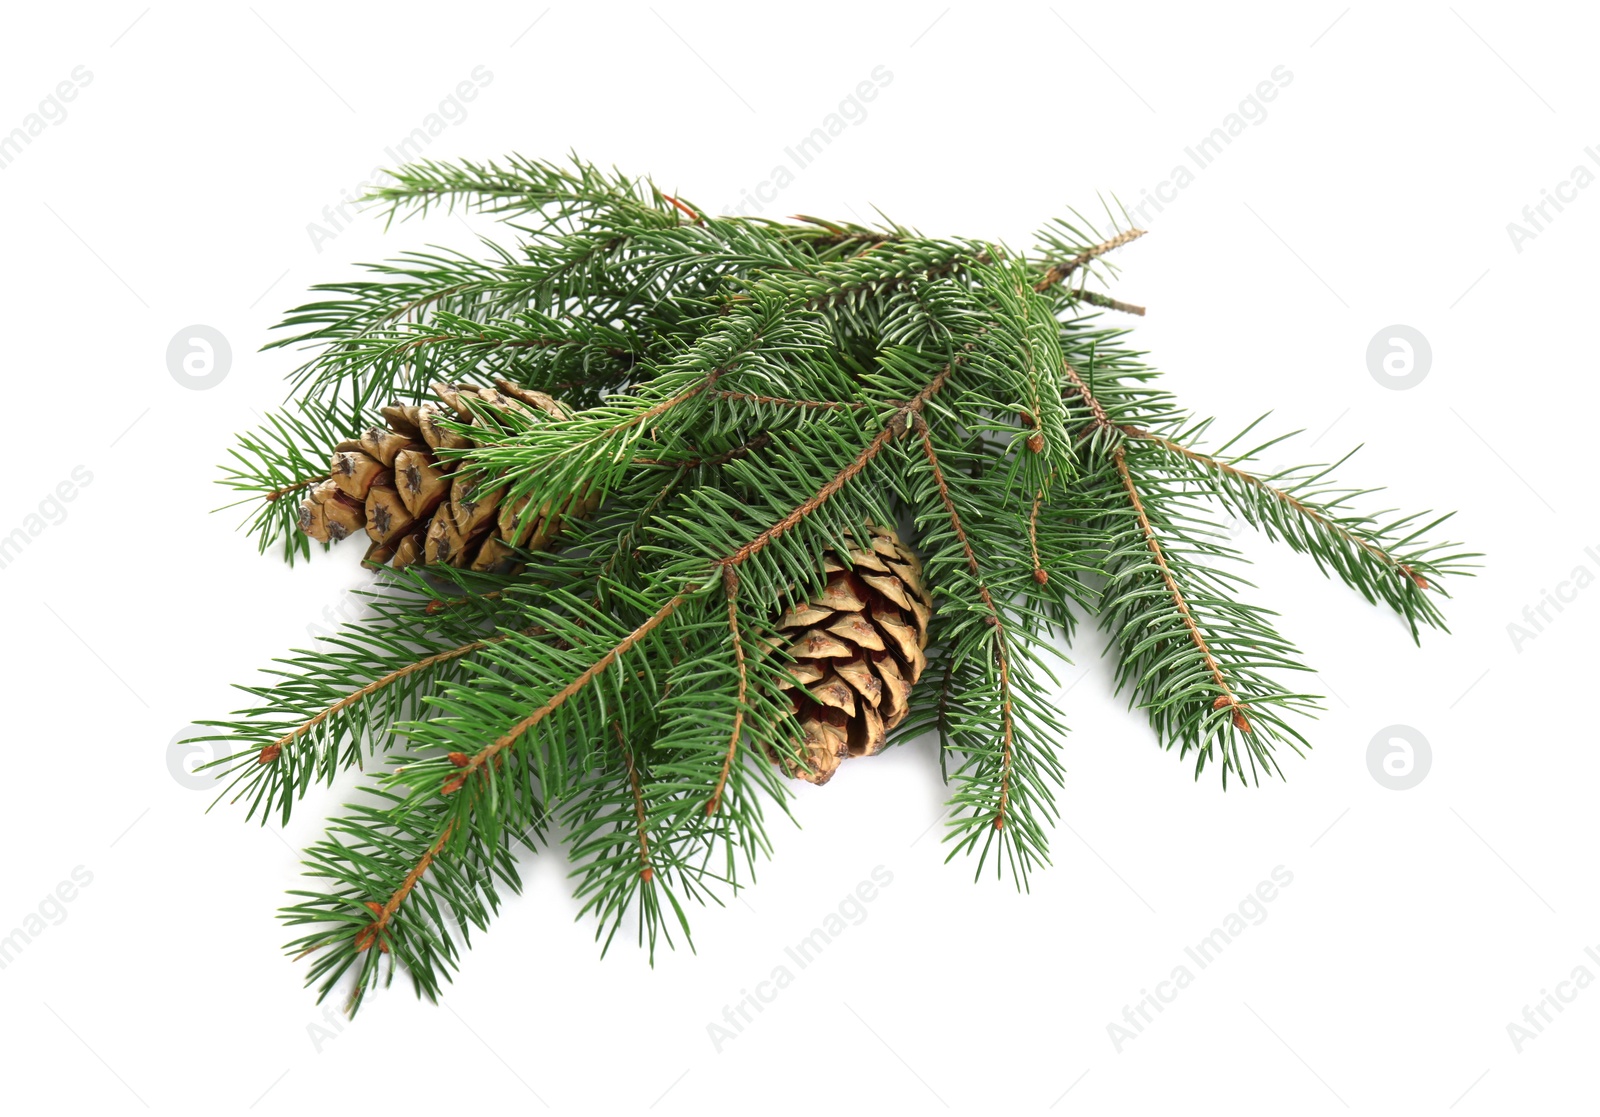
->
[[193, 155, 1475, 1013]]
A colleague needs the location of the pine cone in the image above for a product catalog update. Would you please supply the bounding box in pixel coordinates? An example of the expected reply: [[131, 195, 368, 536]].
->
[[773, 526, 933, 785], [296, 381, 591, 572]]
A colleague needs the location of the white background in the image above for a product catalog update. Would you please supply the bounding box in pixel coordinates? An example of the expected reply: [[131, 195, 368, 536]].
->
[[2, 2, 1595, 1114]]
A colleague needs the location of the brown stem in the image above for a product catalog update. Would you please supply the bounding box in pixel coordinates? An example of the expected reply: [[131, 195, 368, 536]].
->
[[445, 591, 700, 787], [424, 589, 506, 616], [916, 418, 1017, 829], [370, 359, 961, 941], [788, 215, 896, 247], [253, 628, 525, 768], [721, 248, 986, 314], [635, 432, 772, 469], [599, 467, 690, 580], [717, 363, 955, 569], [1112, 445, 1251, 732], [1035, 228, 1147, 293], [936, 656, 955, 741], [712, 390, 864, 411], [706, 568, 747, 817], [662, 193, 701, 223], [1028, 471, 1055, 585], [1075, 290, 1146, 316], [598, 368, 723, 440], [397, 334, 609, 354], [1061, 361, 1113, 430], [1119, 427, 1429, 589], [263, 474, 329, 503], [383, 283, 474, 326], [618, 724, 654, 881], [544, 367, 635, 395], [357, 822, 454, 951]]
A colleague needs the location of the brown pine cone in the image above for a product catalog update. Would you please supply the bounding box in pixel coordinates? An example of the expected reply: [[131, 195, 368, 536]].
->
[[295, 380, 592, 573], [772, 526, 932, 785]]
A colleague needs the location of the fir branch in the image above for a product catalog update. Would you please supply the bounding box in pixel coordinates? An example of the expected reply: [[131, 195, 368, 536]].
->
[[1088, 449, 1319, 784], [472, 294, 834, 533], [619, 725, 655, 881], [367, 153, 667, 231], [1120, 424, 1474, 638], [1062, 359, 1114, 428], [634, 432, 774, 470], [283, 783, 537, 1014], [1074, 290, 1146, 316], [196, 579, 537, 824], [218, 407, 366, 563], [706, 568, 749, 817], [191, 159, 1472, 1008], [358, 355, 962, 963], [361, 821, 455, 955], [717, 363, 954, 568], [915, 416, 1011, 825], [447, 588, 700, 787], [1028, 474, 1053, 585], [916, 418, 1018, 830], [460, 352, 958, 792], [1129, 428, 1419, 582], [1035, 226, 1146, 293], [1061, 357, 1316, 780], [710, 390, 865, 411], [1113, 445, 1249, 728], [597, 465, 692, 581]]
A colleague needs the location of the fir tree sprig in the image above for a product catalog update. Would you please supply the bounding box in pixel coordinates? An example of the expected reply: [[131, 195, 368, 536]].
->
[[193, 153, 1474, 1013]]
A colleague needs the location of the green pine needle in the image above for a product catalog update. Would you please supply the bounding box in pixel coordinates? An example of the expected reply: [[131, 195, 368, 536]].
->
[[191, 153, 1476, 1015]]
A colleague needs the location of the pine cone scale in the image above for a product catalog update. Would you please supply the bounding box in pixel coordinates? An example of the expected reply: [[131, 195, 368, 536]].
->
[[771, 527, 933, 785], [295, 382, 581, 573], [330, 451, 385, 500]]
